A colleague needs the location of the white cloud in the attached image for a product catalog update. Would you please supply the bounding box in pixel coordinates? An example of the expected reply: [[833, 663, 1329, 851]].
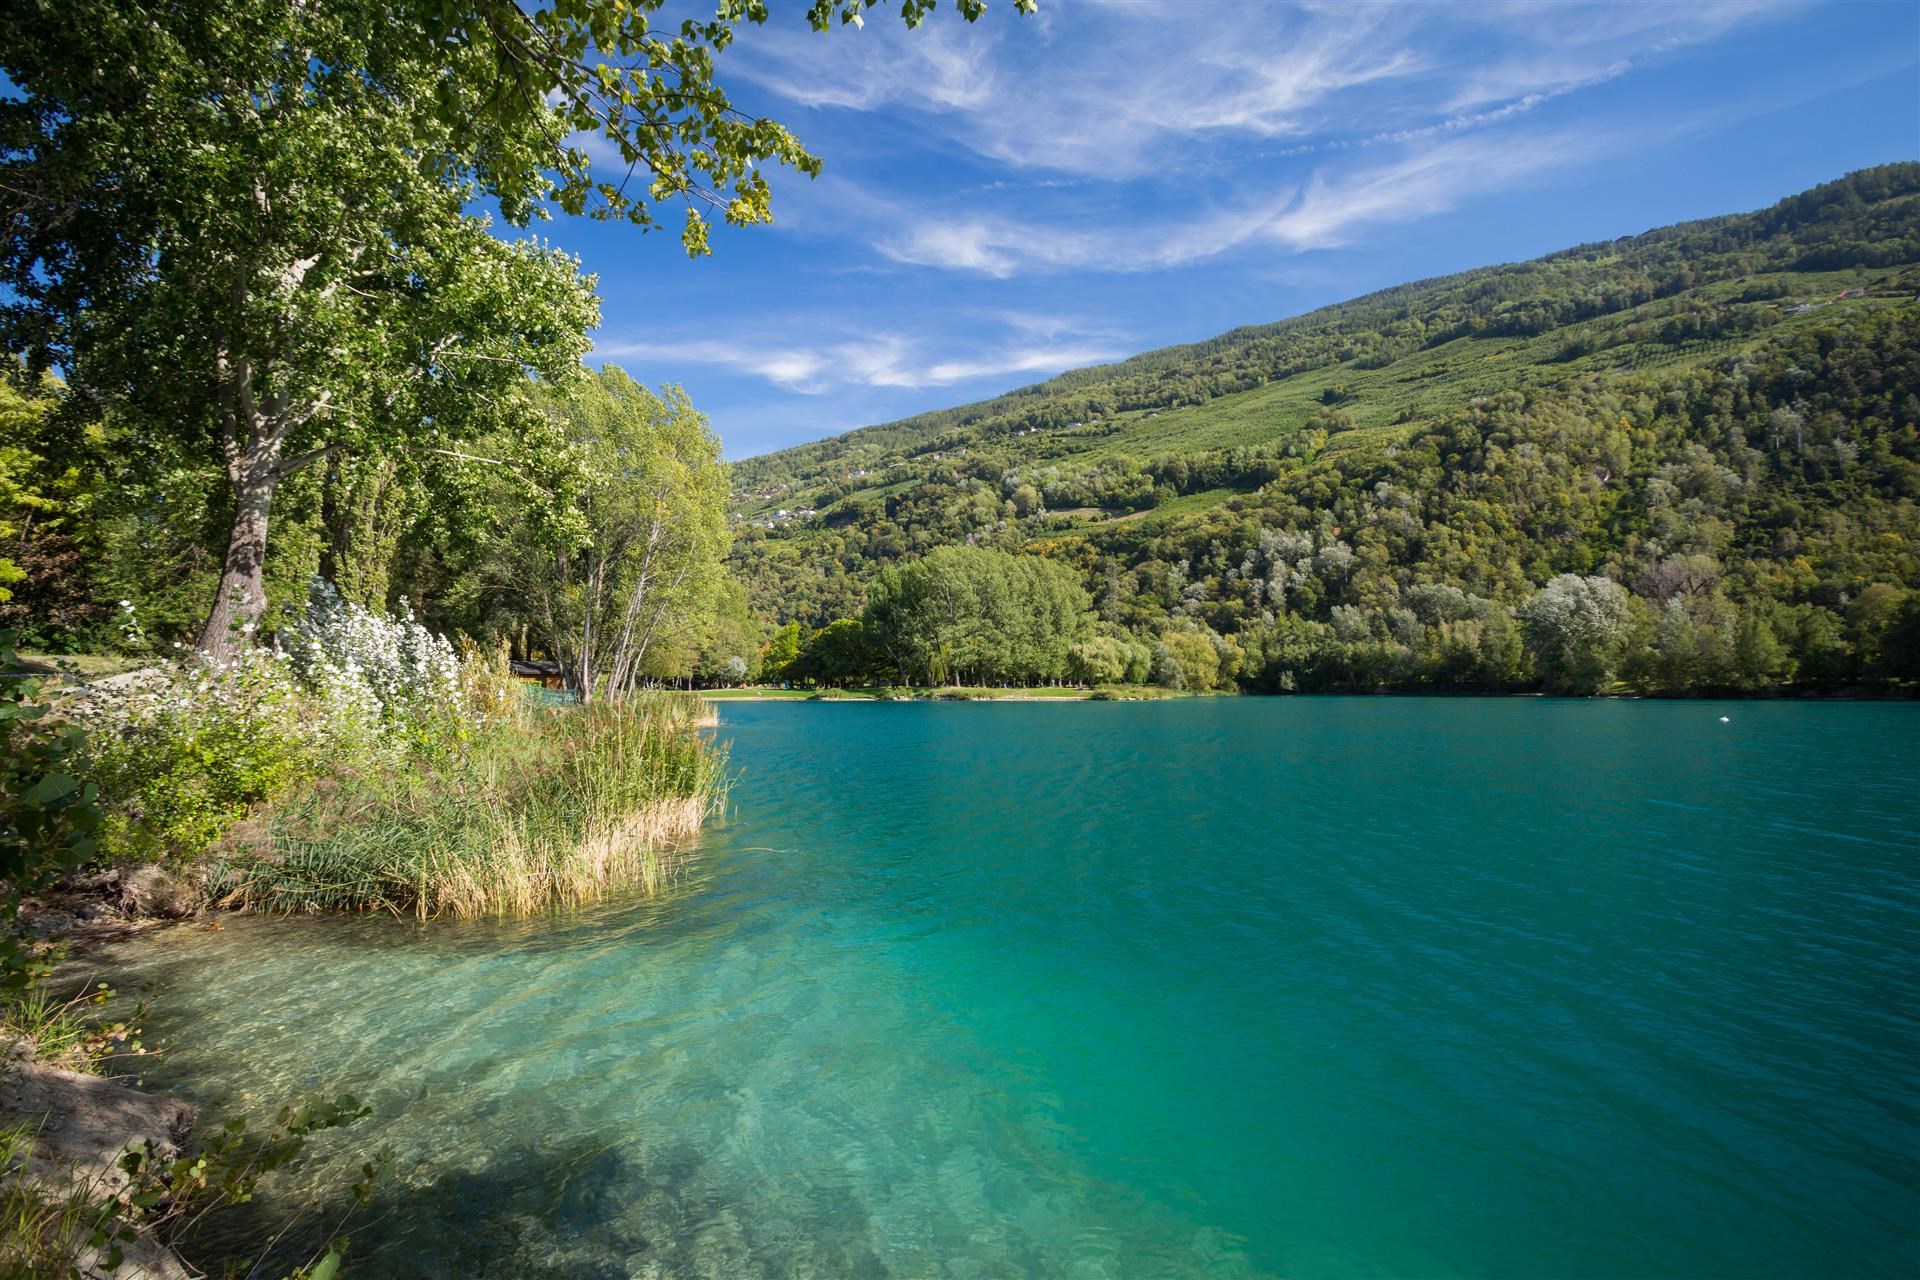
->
[[864, 128, 1589, 276], [594, 321, 1128, 394], [687, 0, 1796, 286], [730, 5, 1423, 178], [727, 1, 1791, 180], [1442, 1, 1797, 111]]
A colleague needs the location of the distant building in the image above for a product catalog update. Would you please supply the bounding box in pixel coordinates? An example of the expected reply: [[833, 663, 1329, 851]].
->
[[509, 659, 565, 689]]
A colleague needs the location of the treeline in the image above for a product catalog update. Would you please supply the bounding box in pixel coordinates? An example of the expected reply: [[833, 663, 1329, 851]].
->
[[736, 303, 1920, 697], [0, 365, 747, 699]]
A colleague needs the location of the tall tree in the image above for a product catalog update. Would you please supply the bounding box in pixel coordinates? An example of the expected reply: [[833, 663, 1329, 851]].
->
[[503, 367, 729, 702], [1519, 574, 1636, 694], [1, 0, 1031, 657]]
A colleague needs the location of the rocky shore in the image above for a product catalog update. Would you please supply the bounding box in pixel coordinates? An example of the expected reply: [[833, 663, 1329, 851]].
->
[[0, 1036, 196, 1279]]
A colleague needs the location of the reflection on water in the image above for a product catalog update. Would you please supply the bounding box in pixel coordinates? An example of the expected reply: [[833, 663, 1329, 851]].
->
[[95, 699, 1920, 1278]]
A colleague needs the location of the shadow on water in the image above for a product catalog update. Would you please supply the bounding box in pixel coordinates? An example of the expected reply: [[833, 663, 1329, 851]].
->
[[181, 1130, 892, 1280]]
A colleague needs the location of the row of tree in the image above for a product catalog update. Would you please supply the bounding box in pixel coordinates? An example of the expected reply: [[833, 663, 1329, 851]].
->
[[745, 563, 1917, 696], [0, 362, 738, 702]]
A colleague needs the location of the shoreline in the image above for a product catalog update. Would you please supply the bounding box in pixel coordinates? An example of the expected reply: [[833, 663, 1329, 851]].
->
[[698, 687, 1917, 703]]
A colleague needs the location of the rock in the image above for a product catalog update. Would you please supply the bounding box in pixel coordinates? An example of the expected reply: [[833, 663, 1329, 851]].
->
[[116, 864, 205, 920]]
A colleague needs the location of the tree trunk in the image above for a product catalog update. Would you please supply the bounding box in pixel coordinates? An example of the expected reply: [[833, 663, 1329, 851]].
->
[[195, 460, 279, 662]]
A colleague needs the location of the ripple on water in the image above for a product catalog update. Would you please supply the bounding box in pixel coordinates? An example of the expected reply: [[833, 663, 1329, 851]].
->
[[92, 699, 1920, 1278]]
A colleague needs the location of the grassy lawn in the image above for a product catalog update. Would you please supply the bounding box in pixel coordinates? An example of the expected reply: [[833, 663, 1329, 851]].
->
[[17, 651, 148, 678], [700, 687, 829, 700]]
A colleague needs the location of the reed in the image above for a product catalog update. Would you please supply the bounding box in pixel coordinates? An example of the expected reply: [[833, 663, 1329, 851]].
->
[[210, 701, 727, 918]]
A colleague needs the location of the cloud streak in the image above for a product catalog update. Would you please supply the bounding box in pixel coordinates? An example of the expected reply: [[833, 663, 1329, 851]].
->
[[697, 0, 1795, 287], [594, 324, 1128, 395], [863, 129, 1590, 277], [729, 1, 1792, 180]]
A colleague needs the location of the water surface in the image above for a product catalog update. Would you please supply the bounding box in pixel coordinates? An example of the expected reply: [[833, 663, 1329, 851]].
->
[[98, 699, 1920, 1277]]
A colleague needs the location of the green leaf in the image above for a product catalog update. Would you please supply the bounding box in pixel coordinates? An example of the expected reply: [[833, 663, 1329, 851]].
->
[[21, 772, 76, 804]]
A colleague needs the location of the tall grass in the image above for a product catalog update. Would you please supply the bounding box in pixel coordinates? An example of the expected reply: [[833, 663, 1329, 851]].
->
[[210, 696, 727, 918]]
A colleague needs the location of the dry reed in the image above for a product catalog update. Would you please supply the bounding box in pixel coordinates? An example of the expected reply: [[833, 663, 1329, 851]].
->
[[209, 698, 727, 918]]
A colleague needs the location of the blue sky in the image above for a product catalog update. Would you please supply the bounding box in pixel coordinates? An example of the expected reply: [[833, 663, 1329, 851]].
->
[[540, 0, 1919, 459]]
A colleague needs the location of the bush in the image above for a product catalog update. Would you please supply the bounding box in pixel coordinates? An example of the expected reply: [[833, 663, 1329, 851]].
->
[[281, 578, 463, 750], [0, 631, 102, 987], [70, 591, 506, 863]]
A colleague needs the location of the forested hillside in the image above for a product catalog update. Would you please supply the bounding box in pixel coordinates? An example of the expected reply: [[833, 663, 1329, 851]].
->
[[730, 165, 1920, 694]]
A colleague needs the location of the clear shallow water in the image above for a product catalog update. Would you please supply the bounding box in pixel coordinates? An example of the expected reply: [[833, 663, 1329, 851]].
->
[[95, 699, 1920, 1278]]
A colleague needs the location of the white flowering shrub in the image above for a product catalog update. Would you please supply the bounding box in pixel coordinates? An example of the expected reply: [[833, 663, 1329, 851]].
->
[[70, 646, 325, 859], [73, 588, 500, 860], [281, 579, 464, 745]]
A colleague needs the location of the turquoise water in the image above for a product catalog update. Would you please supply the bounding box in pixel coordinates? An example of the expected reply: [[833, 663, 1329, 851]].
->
[[98, 699, 1919, 1278]]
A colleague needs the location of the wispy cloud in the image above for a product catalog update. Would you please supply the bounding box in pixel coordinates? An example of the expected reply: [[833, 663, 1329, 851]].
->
[[699, 0, 1793, 286], [1442, 0, 1800, 111], [864, 129, 1589, 276], [730, 5, 1425, 178], [729, 1, 1792, 180], [594, 320, 1128, 394]]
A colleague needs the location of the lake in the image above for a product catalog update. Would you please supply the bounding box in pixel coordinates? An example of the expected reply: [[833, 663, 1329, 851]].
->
[[97, 699, 1920, 1278]]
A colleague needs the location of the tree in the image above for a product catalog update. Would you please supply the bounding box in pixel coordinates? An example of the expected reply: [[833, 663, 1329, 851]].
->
[[799, 618, 874, 687], [1068, 636, 1129, 685], [1154, 628, 1220, 691], [861, 546, 1089, 686], [1879, 595, 1920, 682], [695, 577, 765, 687], [1, 0, 1032, 658], [1518, 574, 1634, 694], [500, 368, 729, 701], [0, 370, 115, 649], [761, 622, 806, 683]]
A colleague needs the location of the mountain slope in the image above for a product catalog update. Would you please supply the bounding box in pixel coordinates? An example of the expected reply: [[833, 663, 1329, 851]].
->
[[735, 164, 1918, 499], [728, 165, 1920, 693]]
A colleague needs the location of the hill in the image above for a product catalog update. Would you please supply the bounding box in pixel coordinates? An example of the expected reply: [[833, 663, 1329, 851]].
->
[[727, 165, 1920, 694]]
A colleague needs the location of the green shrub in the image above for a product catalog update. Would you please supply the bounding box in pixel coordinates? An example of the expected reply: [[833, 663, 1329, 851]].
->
[[0, 631, 102, 988], [68, 595, 529, 864]]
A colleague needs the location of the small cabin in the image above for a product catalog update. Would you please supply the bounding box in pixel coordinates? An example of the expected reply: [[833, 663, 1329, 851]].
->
[[509, 659, 565, 690]]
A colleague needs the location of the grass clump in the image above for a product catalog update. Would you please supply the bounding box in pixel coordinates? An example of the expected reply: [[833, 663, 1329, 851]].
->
[[211, 699, 727, 918], [0, 1123, 127, 1280]]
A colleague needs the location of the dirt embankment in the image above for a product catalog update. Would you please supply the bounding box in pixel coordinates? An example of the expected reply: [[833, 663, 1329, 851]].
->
[[1, 1036, 197, 1279]]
